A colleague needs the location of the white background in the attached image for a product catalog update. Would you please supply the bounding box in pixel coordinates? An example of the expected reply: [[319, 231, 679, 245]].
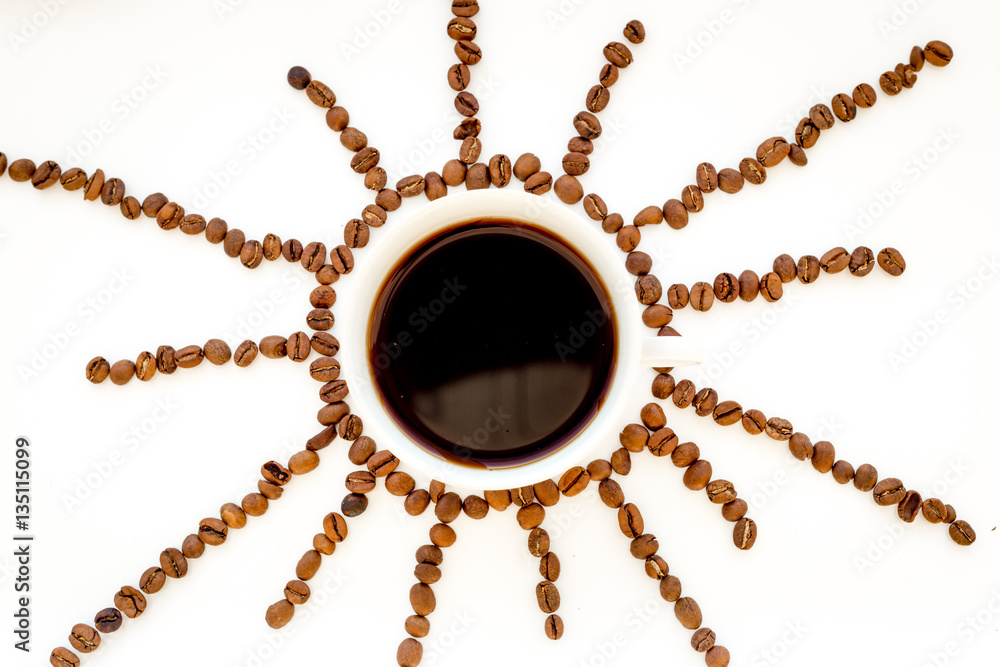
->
[[1, 1, 998, 666]]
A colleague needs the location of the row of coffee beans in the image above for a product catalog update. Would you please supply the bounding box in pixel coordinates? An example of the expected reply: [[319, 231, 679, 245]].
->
[[597, 474, 731, 665], [552, 20, 646, 206], [85, 332, 339, 384], [660, 246, 906, 313], [651, 372, 976, 546]]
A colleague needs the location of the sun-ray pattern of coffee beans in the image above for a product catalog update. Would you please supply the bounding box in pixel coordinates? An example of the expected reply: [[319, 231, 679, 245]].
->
[[16, 15, 968, 666]]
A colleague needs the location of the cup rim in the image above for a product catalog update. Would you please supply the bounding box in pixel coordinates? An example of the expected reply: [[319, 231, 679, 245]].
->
[[340, 190, 645, 490]]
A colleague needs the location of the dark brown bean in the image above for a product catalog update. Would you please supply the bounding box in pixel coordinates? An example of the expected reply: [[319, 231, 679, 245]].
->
[[60, 167, 88, 191], [681, 184, 705, 212], [683, 460, 712, 490], [554, 174, 583, 204], [879, 71, 903, 96], [603, 41, 633, 68], [849, 246, 875, 276], [831, 93, 857, 122], [760, 272, 783, 302], [94, 607, 123, 633], [821, 247, 850, 273], [949, 520, 975, 545], [306, 80, 336, 108], [159, 547, 188, 578], [32, 160, 61, 189], [573, 111, 602, 139], [756, 137, 790, 167], [525, 171, 552, 195], [853, 83, 878, 108], [897, 490, 922, 522], [788, 432, 814, 460], [674, 597, 703, 629], [717, 168, 744, 193], [812, 441, 836, 473], [877, 247, 906, 276], [921, 498, 948, 524], [722, 498, 748, 522], [765, 417, 793, 441], [809, 104, 836, 129], [873, 478, 906, 506], [690, 282, 714, 311], [599, 479, 625, 508], [734, 517, 757, 550], [68, 624, 101, 653], [265, 600, 294, 629], [663, 199, 689, 229], [114, 585, 147, 618]]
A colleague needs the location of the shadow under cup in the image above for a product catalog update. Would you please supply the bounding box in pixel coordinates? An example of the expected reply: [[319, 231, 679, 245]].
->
[[368, 218, 616, 470]]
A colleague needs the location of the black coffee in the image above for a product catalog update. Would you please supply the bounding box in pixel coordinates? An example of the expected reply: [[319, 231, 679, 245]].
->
[[369, 219, 616, 467]]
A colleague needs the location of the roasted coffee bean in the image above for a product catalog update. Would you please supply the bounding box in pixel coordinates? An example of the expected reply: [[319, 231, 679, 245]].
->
[[483, 154, 512, 189], [733, 271, 759, 303], [261, 461, 291, 487], [325, 107, 350, 132], [286, 65, 310, 89], [849, 246, 875, 276], [921, 498, 948, 524], [630, 534, 659, 559], [599, 479, 625, 508], [414, 562, 442, 586], [259, 335, 288, 359], [619, 423, 649, 452], [306, 308, 335, 331], [759, 272, 783, 302], [789, 143, 808, 166], [765, 417, 793, 441], [108, 359, 135, 385], [200, 338, 230, 365], [454, 91, 479, 117], [405, 490, 431, 516], [120, 196, 141, 219], [528, 527, 550, 557], [599, 63, 619, 87], [160, 547, 188, 578], [435, 492, 463, 523], [717, 167, 744, 193], [554, 174, 583, 204], [586, 84, 611, 113], [60, 167, 88, 191], [640, 403, 667, 429], [742, 409, 766, 434], [672, 379, 696, 409], [454, 39, 482, 64], [788, 432, 814, 460], [873, 477, 906, 506], [337, 414, 363, 440], [484, 489, 512, 512], [722, 498, 748, 522], [559, 466, 591, 496], [296, 550, 321, 581], [706, 479, 737, 505], [323, 512, 348, 542], [658, 574, 682, 602], [341, 492, 368, 517], [625, 251, 652, 276], [220, 502, 247, 528], [617, 503, 644, 538], [949, 520, 975, 545], [131, 351, 155, 381], [713, 400, 743, 426], [453, 118, 481, 140], [517, 503, 546, 530], [713, 273, 739, 303], [663, 199, 688, 229], [397, 174, 426, 197], [525, 171, 552, 195], [604, 213, 625, 234], [219, 228, 244, 257], [706, 646, 730, 667], [734, 517, 757, 549], [114, 585, 147, 618], [430, 522, 457, 547], [573, 111, 602, 139], [897, 490, 922, 522], [180, 534, 204, 558], [797, 255, 820, 283], [233, 340, 258, 367], [692, 388, 718, 417], [32, 160, 61, 189], [317, 401, 349, 427], [309, 333, 340, 360], [633, 205, 663, 227], [530, 480, 558, 507], [770, 254, 795, 283], [539, 551, 561, 582], [811, 441, 836, 473], [831, 93, 857, 122], [879, 71, 903, 95], [544, 614, 564, 641], [94, 607, 123, 633], [265, 600, 294, 629], [288, 449, 320, 475], [350, 146, 380, 174], [198, 517, 229, 546], [447, 16, 476, 40], [667, 283, 690, 309], [458, 136, 482, 165], [924, 40, 953, 67], [536, 581, 561, 613], [692, 627, 717, 653], [648, 428, 678, 457], [452, 0, 478, 16], [405, 615, 429, 639], [562, 151, 590, 176], [569, 137, 594, 156], [877, 247, 906, 276], [367, 450, 399, 476], [623, 19, 645, 43], [683, 460, 712, 490], [821, 247, 850, 273], [306, 80, 336, 108], [508, 485, 532, 507], [689, 281, 714, 311], [809, 104, 836, 129], [795, 118, 820, 149], [8, 158, 36, 182], [640, 554, 668, 581], [694, 162, 718, 192], [345, 470, 376, 494], [674, 597, 703, 630], [346, 436, 376, 465], [587, 459, 613, 482], [240, 240, 264, 268], [739, 157, 766, 185], [139, 567, 165, 594], [462, 494, 489, 519], [603, 41, 633, 67], [634, 275, 663, 305], [643, 305, 673, 328], [344, 219, 370, 248], [447, 63, 471, 91], [83, 168, 105, 200], [68, 624, 101, 653], [945, 506, 957, 523], [671, 442, 700, 467], [756, 137, 790, 167], [243, 493, 269, 517], [898, 63, 918, 88], [206, 219, 230, 245], [853, 83, 878, 108], [681, 184, 705, 212], [282, 580, 310, 605], [910, 46, 926, 71], [85, 357, 111, 384]]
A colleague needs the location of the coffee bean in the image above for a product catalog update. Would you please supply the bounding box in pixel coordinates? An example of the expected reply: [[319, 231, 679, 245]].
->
[[554, 174, 583, 204], [68, 624, 101, 653], [849, 463, 877, 491], [658, 574, 682, 602], [706, 646, 730, 667], [454, 39, 482, 64], [712, 400, 743, 426], [120, 196, 141, 219], [879, 71, 903, 95], [199, 517, 229, 546], [139, 567, 165, 594], [397, 174, 426, 198], [430, 522, 457, 547], [921, 498, 948, 524], [634, 275, 663, 305], [286, 65, 310, 89], [344, 219, 370, 249], [452, 0, 478, 16], [604, 213, 625, 234], [323, 512, 349, 542], [317, 400, 350, 426], [819, 247, 849, 273], [405, 490, 431, 517], [32, 160, 61, 189], [542, 613, 564, 641], [682, 460, 712, 490], [525, 171, 552, 195], [765, 417, 793, 441], [617, 423, 647, 453], [873, 477, 906, 506], [705, 478, 737, 504], [651, 375, 676, 401], [536, 581, 561, 613], [321, 106, 349, 133], [345, 436, 376, 466], [681, 184, 705, 212], [221, 502, 248, 528], [692, 627, 717, 653], [346, 470, 376, 494], [648, 428, 678, 458], [447, 16, 476, 40], [897, 490, 922, 523], [405, 615, 429, 638], [60, 167, 88, 191], [454, 91, 479, 117], [8, 158, 36, 182], [461, 494, 489, 519], [108, 359, 135, 385], [671, 379, 695, 409], [692, 387, 718, 417], [909, 45, 926, 71], [643, 305, 673, 328], [94, 607, 122, 633], [517, 503, 545, 530], [329, 245, 355, 274], [742, 409, 766, 434], [690, 281, 714, 311], [221, 228, 245, 257], [786, 431, 813, 460], [713, 273, 739, 303], [367, 449, 399, 476], [573, 111, 602, 139], [156, 202, 185, 230], [663, 285, 688, 311], [458, 136, 482, 165], [336, 413, 363, 441], [739, 157, 767, 184], [306, 80, 336, 108], [527, 527, 551, 557], [722, 498, 748, 522], [85, 357, 110, 384], [205, 219, 230, 245], [562, 151, 590, 177], [945, 505, 957, 523], [717, 167, 744, 193], [622, 251, 651, 277], [663, 199, 689, 229], [853, 83, 878, 108], [796, 255, 820, 284], [180, 533, 204, 558], [350, 146, 380, 174], [877, 247, 906, 276], [435, 492, 463, 524], [447, 63, 471, 92], [482, 490, 511, 512], [586, 85, 611, 113], [341, 492, 368, 517], [288, 449, 320, 475], [759, 272, 783, 302], [599, 479, 625, 508], [599, 63, 619, 87], [849, 246, 875, 276], [756, 137, 790, 167], [618, 503, 644, 538], [898, 63, 918, 88], [949, 520, 975, 545], [924, 40, 952, 67], [159, 547, 188, 578], [632, 205, 662, 227], [794, 118, 820, 148], [231, 340, 258, 367], [99, 177, 126, 205], [338, 128, 367, 153], [811, 441, 836, 473], [240, 240, 264, 268], [559, 466, 591, 496], [789, 143, 808, 166], [453, 118, 481, 140], [734, 517, 757, 549], [114, 585, 147, 618], [831, 93, 857, 122], [265, 599, 294, 629], [83, 168, 104, 200], [674, 597, 703, 630], [483, 154, 512, 189], [603, 41, 633, 67], [671, 442, 700, 467], [537, 551, 561, 583], [243, 493, 268, 516]]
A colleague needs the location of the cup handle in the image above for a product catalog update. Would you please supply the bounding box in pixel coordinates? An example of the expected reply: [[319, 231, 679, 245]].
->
[[640, 336, 703, 367]]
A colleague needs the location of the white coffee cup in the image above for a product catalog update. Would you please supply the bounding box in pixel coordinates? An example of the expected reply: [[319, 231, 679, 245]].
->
[[340, 190, 702, 490]]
